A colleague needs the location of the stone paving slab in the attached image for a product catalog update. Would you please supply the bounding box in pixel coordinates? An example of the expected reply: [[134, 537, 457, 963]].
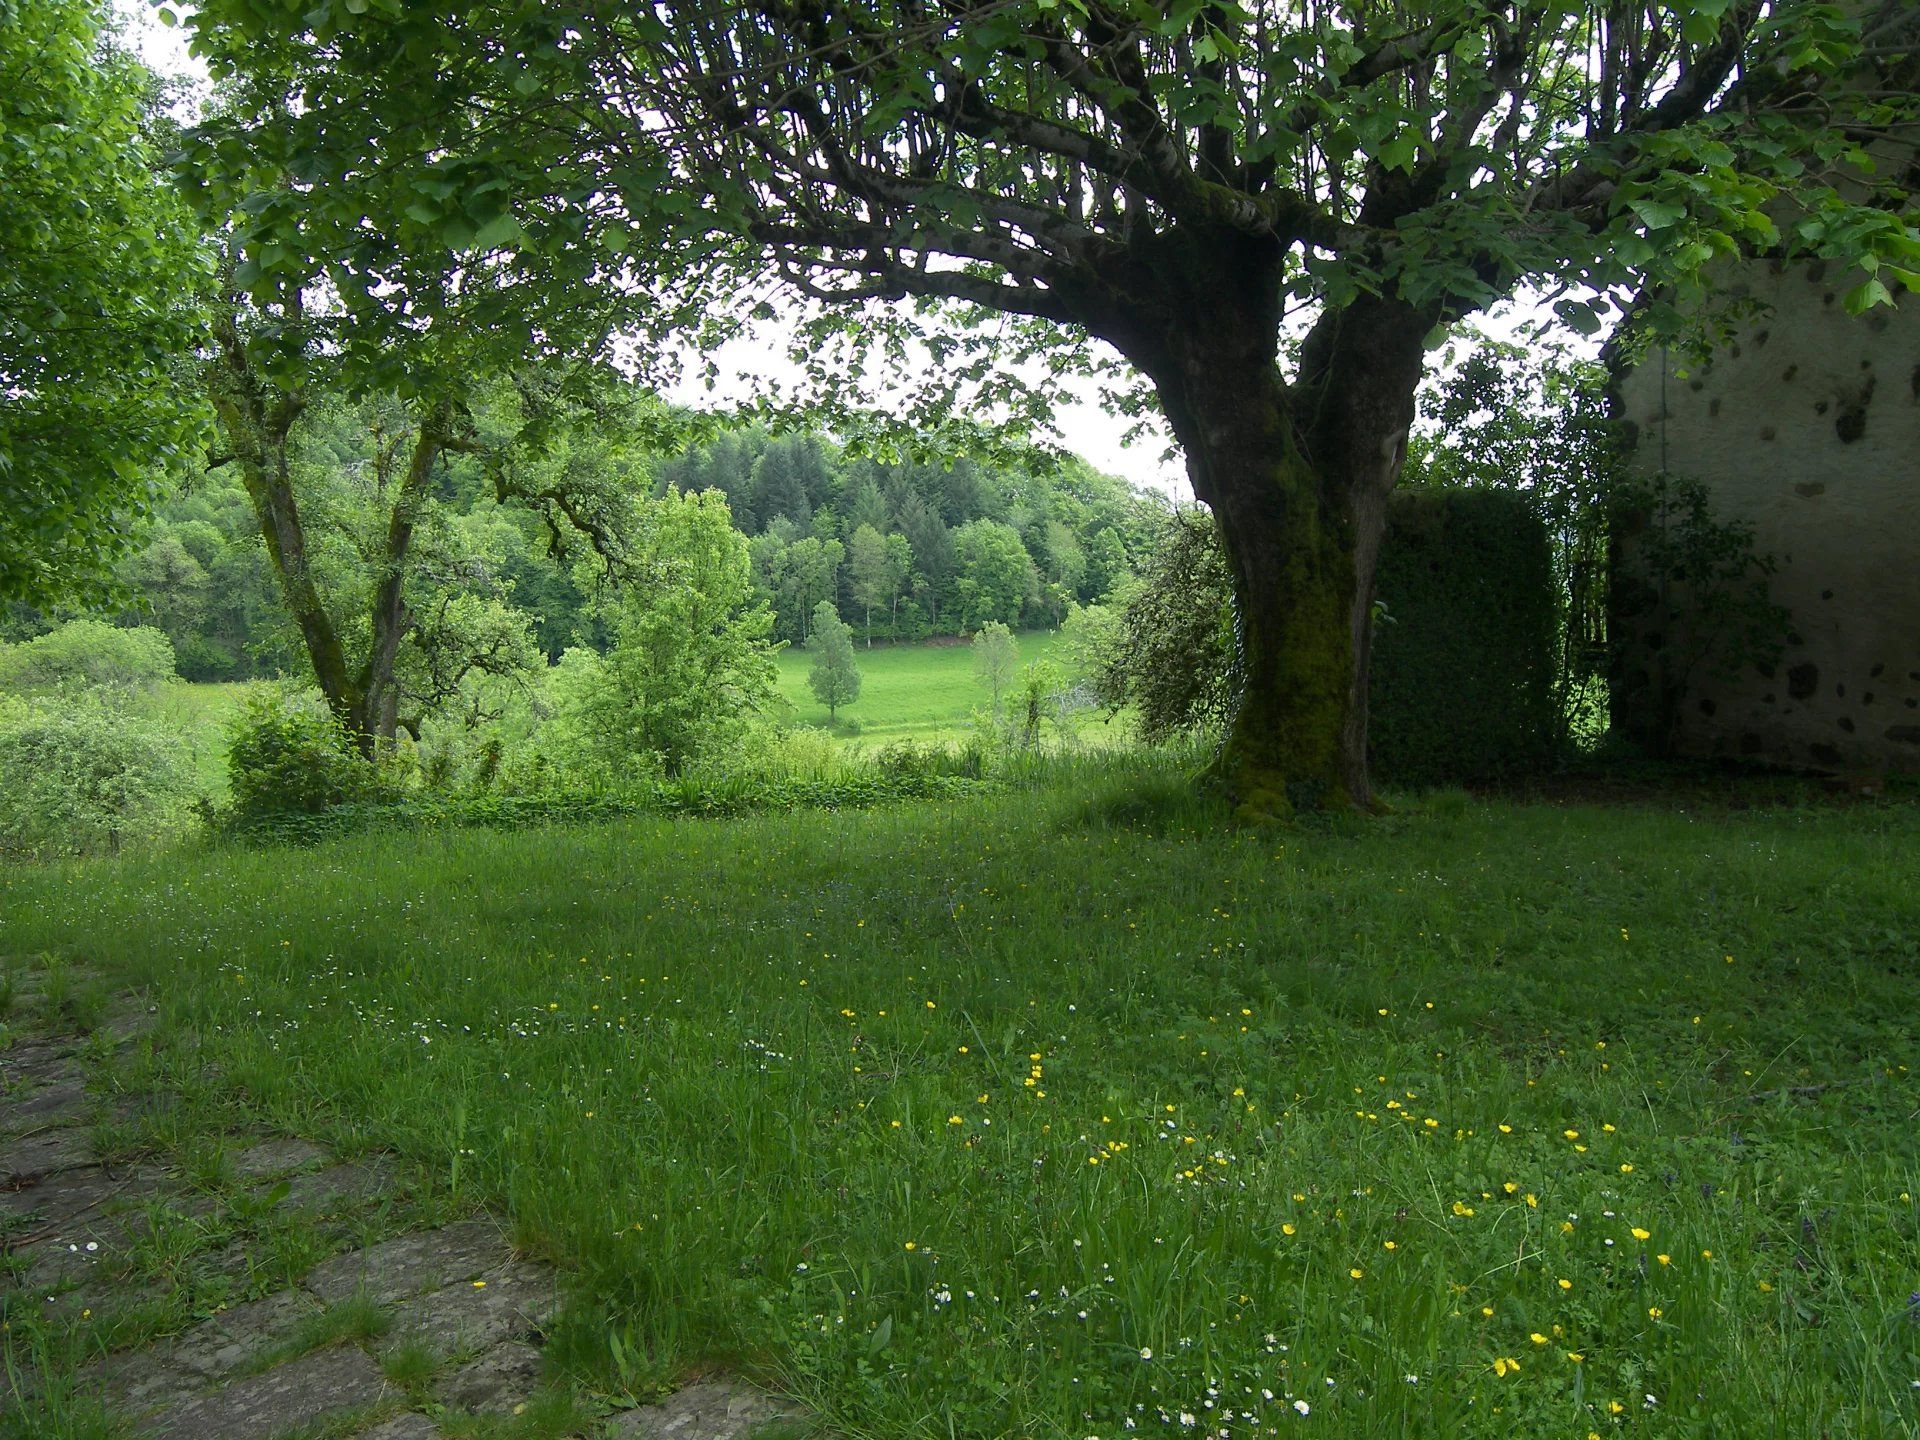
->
[[8, 1077, 93, 1127], [387, 1259, 558, 1360], [0, 1035, 78, 1078], [304, 1220, 505, 1305], [607, 1378, 805, 1439], [354, 1414, 444, 1439], [276, 1159, 393, 1212], [438, 1338, 543, 1413], [15, 1219, 138, 1291], [137, 1342, 391, 1439], [230, 1136, 330, 1182], [0, 1123, 95, 1182], [167, 1289, 323, 1380], [0, 1163, 133, 1228]]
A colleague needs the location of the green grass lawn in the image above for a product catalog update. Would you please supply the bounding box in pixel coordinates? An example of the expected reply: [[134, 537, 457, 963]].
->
[[4, 771, 1917, 1437], [133, 680, 262, 797], [773, 628, 1091, 745]]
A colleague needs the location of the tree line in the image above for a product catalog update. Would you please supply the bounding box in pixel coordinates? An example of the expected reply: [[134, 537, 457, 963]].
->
[[3, 389, 1161, 690]]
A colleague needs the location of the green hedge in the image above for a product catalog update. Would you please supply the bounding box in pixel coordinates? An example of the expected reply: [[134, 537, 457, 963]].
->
[[1372, 489, 1558, 786]]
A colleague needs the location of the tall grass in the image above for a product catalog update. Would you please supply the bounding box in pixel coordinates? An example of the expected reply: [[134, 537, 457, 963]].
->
[[3, 776, 1916, 1437]]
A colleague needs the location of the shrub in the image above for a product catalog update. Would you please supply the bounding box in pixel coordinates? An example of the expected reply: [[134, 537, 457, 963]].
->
[[1370, 489, 1559, 786], [0, 619, 176, 692], [226, 690, 379, 824], [0, 693, 198, 859], [1091, 509, 1238, 744], [735, 725, 848, 782], [874, 738, 984, 781]]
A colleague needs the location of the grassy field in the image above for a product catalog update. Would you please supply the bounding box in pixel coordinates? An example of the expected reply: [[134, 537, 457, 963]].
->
[[133, 680, 261, 796], [772, 628, 1086, 745], [4, 767, 1916, 1437]]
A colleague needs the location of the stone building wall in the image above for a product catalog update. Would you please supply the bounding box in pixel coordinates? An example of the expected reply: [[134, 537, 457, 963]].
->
[[1612, 262, 1920, 773]]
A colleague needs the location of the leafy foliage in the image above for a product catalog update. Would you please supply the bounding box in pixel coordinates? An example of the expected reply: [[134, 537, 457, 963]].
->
[[1095, 509, 1241, 746], [952, 520, 1042, 632], [180, 0, 1920, 383], [970, 623, 1020, 719], [807, 602, 862, 721], [1608, 473, 1790, 755], [1370, 490, 1560, 786], [0, 692, 198, 859], [225, 689, 381, 824], [0, 0, 208, 605], [0, 621, 177, 693], [1406, 336, 1619, 747], [546, 488, 779, 779]]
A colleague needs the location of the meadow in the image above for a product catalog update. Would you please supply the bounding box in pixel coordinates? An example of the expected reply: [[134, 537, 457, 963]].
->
[[3, 765, 1915, 1438], [771, 629, 1078, 745]]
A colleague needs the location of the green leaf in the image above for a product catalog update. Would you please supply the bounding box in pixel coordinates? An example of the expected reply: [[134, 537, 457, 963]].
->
[[1377, 133, 1419, 174], [472, 212, 521, 250], [1630, 200, 1686, 231], [1841, 277, 1891, 315]]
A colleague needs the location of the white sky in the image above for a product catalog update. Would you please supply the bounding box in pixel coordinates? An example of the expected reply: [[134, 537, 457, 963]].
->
[[126, 2, 1582, 500]]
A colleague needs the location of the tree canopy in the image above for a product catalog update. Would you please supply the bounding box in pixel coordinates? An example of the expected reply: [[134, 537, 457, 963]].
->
[[0, 0, 208, 606], [179, 0, 1920, 808]]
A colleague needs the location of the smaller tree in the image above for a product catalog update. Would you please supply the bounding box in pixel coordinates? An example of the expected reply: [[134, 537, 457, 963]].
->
[[883, 533, 913, 629], [556, 488, 778, 777], [971, 621, 1019, 721], [807, 601, 861, 722], [847, 523, 890, 646]]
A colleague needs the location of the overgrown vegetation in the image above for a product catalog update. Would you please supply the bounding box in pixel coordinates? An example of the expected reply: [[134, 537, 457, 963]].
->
[[6, 767, 1914, 1436], [0, 692, 197, 860]]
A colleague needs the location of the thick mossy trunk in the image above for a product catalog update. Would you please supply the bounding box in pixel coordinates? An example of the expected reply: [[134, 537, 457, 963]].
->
[[1172, 374, 1372, 813], [1130, 244, 1427, 814]]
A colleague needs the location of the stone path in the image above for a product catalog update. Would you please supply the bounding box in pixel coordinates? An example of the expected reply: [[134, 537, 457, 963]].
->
[[0, 960, 806, 1439]]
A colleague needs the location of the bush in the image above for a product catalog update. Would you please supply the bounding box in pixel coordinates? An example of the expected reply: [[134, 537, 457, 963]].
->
[[225, 690, 380, 825], [1091, 510, 1238, 744], [0, 693, 198, 859], [0, 619, 176, 691], [873, 738, 985, 781], [1370, 490, 1559, 786]]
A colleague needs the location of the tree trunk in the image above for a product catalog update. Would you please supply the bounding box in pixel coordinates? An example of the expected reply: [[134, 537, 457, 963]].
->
[[1169, 377, 1367, 812], [209, 311, 365, 745], [1132, 249, 1428, 813], [352, 405, 447, 753], [211, 308, 452, 762]]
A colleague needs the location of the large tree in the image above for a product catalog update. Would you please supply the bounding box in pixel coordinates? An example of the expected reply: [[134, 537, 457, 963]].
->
[[183, 0, 1920, 807]]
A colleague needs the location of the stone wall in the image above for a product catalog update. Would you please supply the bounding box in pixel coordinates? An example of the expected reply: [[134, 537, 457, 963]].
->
[[1612, 262, 1920, 773]]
